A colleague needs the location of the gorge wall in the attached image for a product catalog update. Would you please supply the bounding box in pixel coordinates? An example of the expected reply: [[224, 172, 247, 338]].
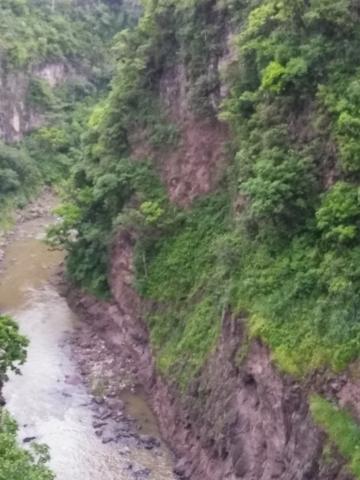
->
[[68, 229, 353, 480], [53, 1, 360, 479], [0, 61, 68, 142]]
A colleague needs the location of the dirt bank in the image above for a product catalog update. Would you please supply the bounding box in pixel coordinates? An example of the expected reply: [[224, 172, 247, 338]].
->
[[64, 230, 354, 480]]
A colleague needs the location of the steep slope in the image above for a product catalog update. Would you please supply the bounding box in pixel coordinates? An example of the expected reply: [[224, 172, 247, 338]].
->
[[0, 0, 136, 220], [57, 0, 360, 478]]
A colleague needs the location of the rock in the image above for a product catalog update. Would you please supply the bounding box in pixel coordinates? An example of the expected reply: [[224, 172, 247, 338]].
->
[[23, 436, 37, 443], [115, 423, 131, 434], [234, 456, 248, 478], [93, 420, 108, 429], [139, 434, 161, 449], [133, 467, 151, 479], [106, 390, 117, 398], [100, 411, 112, 421], [119, 446, 130, 455], [173, 457, 189, 477], [102, 434, 115, 444]]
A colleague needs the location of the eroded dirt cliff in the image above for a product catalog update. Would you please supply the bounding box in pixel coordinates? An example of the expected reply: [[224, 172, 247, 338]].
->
[[61, 180, 358, 480], [68, 229, 354, 480]]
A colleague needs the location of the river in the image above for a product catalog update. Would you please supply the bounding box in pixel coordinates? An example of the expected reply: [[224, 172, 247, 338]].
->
[[0, 207, 176, 480]]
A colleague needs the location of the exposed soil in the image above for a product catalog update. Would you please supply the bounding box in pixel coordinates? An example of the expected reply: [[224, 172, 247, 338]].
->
[[130, 60, 230, 207], [64, 229, 356, 480]]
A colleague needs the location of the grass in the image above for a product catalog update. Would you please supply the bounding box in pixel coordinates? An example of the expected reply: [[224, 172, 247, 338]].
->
[[310, 395, 360, 478], [135, 193, 230, 389]]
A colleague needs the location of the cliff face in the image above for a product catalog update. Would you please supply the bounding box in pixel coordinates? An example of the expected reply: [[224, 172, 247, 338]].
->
[[69, 230, 352, 480], [0, 0, 135, 144], [0, 62, 68, 142], [61, 1, 360, 478], [65, 41, 359, 474]]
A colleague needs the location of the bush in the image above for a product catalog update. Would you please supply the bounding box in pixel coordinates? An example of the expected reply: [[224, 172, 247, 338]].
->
[[316, 182, 360, 244], [0, 143, 40, 205], [310, 395, 360, 479], [241, 147, 316, 222], [0, 412, 54, 480], [0, 314, 27, 378]]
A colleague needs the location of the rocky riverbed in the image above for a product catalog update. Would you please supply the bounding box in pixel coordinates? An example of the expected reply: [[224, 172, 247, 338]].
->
[[62, 321, 173, 479], [0, 192, 177, 480]]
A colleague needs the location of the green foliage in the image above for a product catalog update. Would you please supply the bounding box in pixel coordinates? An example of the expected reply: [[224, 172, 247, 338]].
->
[[25, 98, 95, 184], [261, 58, 308, 93], [0, 311, 52, 480], [56, 0, 360, 405], [310, 395, 360, 478], [0, 411, 54, 480], [225, 232, 360, 375], [0, 0, 134, 223], [134, 194, 229, 387], [148, 298, 221, 388], [320, 73, 360, 173], [51, 158, 167, 296], [241, 147, 316, 221], [316, 182, 360, 243], [217, 0, 360, 379], [0, 315, 28, 378], [0, 0, 132, 69], [0, 314, 53, 478], [0, 142, 41, 211], [27, 78, 56, 110]]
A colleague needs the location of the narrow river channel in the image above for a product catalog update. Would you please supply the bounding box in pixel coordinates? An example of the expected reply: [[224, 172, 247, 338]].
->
[[0, 209, 176, 480]]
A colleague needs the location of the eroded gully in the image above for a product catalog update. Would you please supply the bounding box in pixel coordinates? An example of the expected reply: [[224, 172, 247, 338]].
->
[[0, 202, 176, 480]]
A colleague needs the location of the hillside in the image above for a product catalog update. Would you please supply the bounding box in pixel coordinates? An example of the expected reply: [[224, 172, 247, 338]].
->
[[0, 0, 136, 224], [52, 0, 360, 478], [3, 0, 360, 479]]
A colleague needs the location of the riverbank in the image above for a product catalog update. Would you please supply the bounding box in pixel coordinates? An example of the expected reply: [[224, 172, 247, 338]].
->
[[0, 197, 177, 480]]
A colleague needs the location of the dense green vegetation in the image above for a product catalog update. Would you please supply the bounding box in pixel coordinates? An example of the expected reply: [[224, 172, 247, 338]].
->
[[0, 413, 54, 480], [0, 142, 40, 223], [0, 0, 133, 68], [0, 315, 52, 480], [0, 314, 27, 377], [311, 395, 360, 478], [1, 0, 358, 476], [0, 0, 136, 223], [55, 0, 360, 390]]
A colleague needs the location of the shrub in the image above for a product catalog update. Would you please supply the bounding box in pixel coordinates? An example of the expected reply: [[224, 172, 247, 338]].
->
[[316, 182, 360, 244], [0, 412, 54, 480], [310, 395, 360, 479]]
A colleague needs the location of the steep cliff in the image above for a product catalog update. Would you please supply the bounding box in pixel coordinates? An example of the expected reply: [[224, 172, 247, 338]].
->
[[0, 62, 67, 142], [0, 0, 136, 218], [57, 0, 360, 478]]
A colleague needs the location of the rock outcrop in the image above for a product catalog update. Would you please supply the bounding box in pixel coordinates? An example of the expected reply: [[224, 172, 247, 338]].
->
[[0, 61, 69, 142]]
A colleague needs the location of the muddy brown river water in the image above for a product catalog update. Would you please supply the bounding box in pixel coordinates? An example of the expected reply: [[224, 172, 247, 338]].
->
[[0, 213, 176, 479]]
